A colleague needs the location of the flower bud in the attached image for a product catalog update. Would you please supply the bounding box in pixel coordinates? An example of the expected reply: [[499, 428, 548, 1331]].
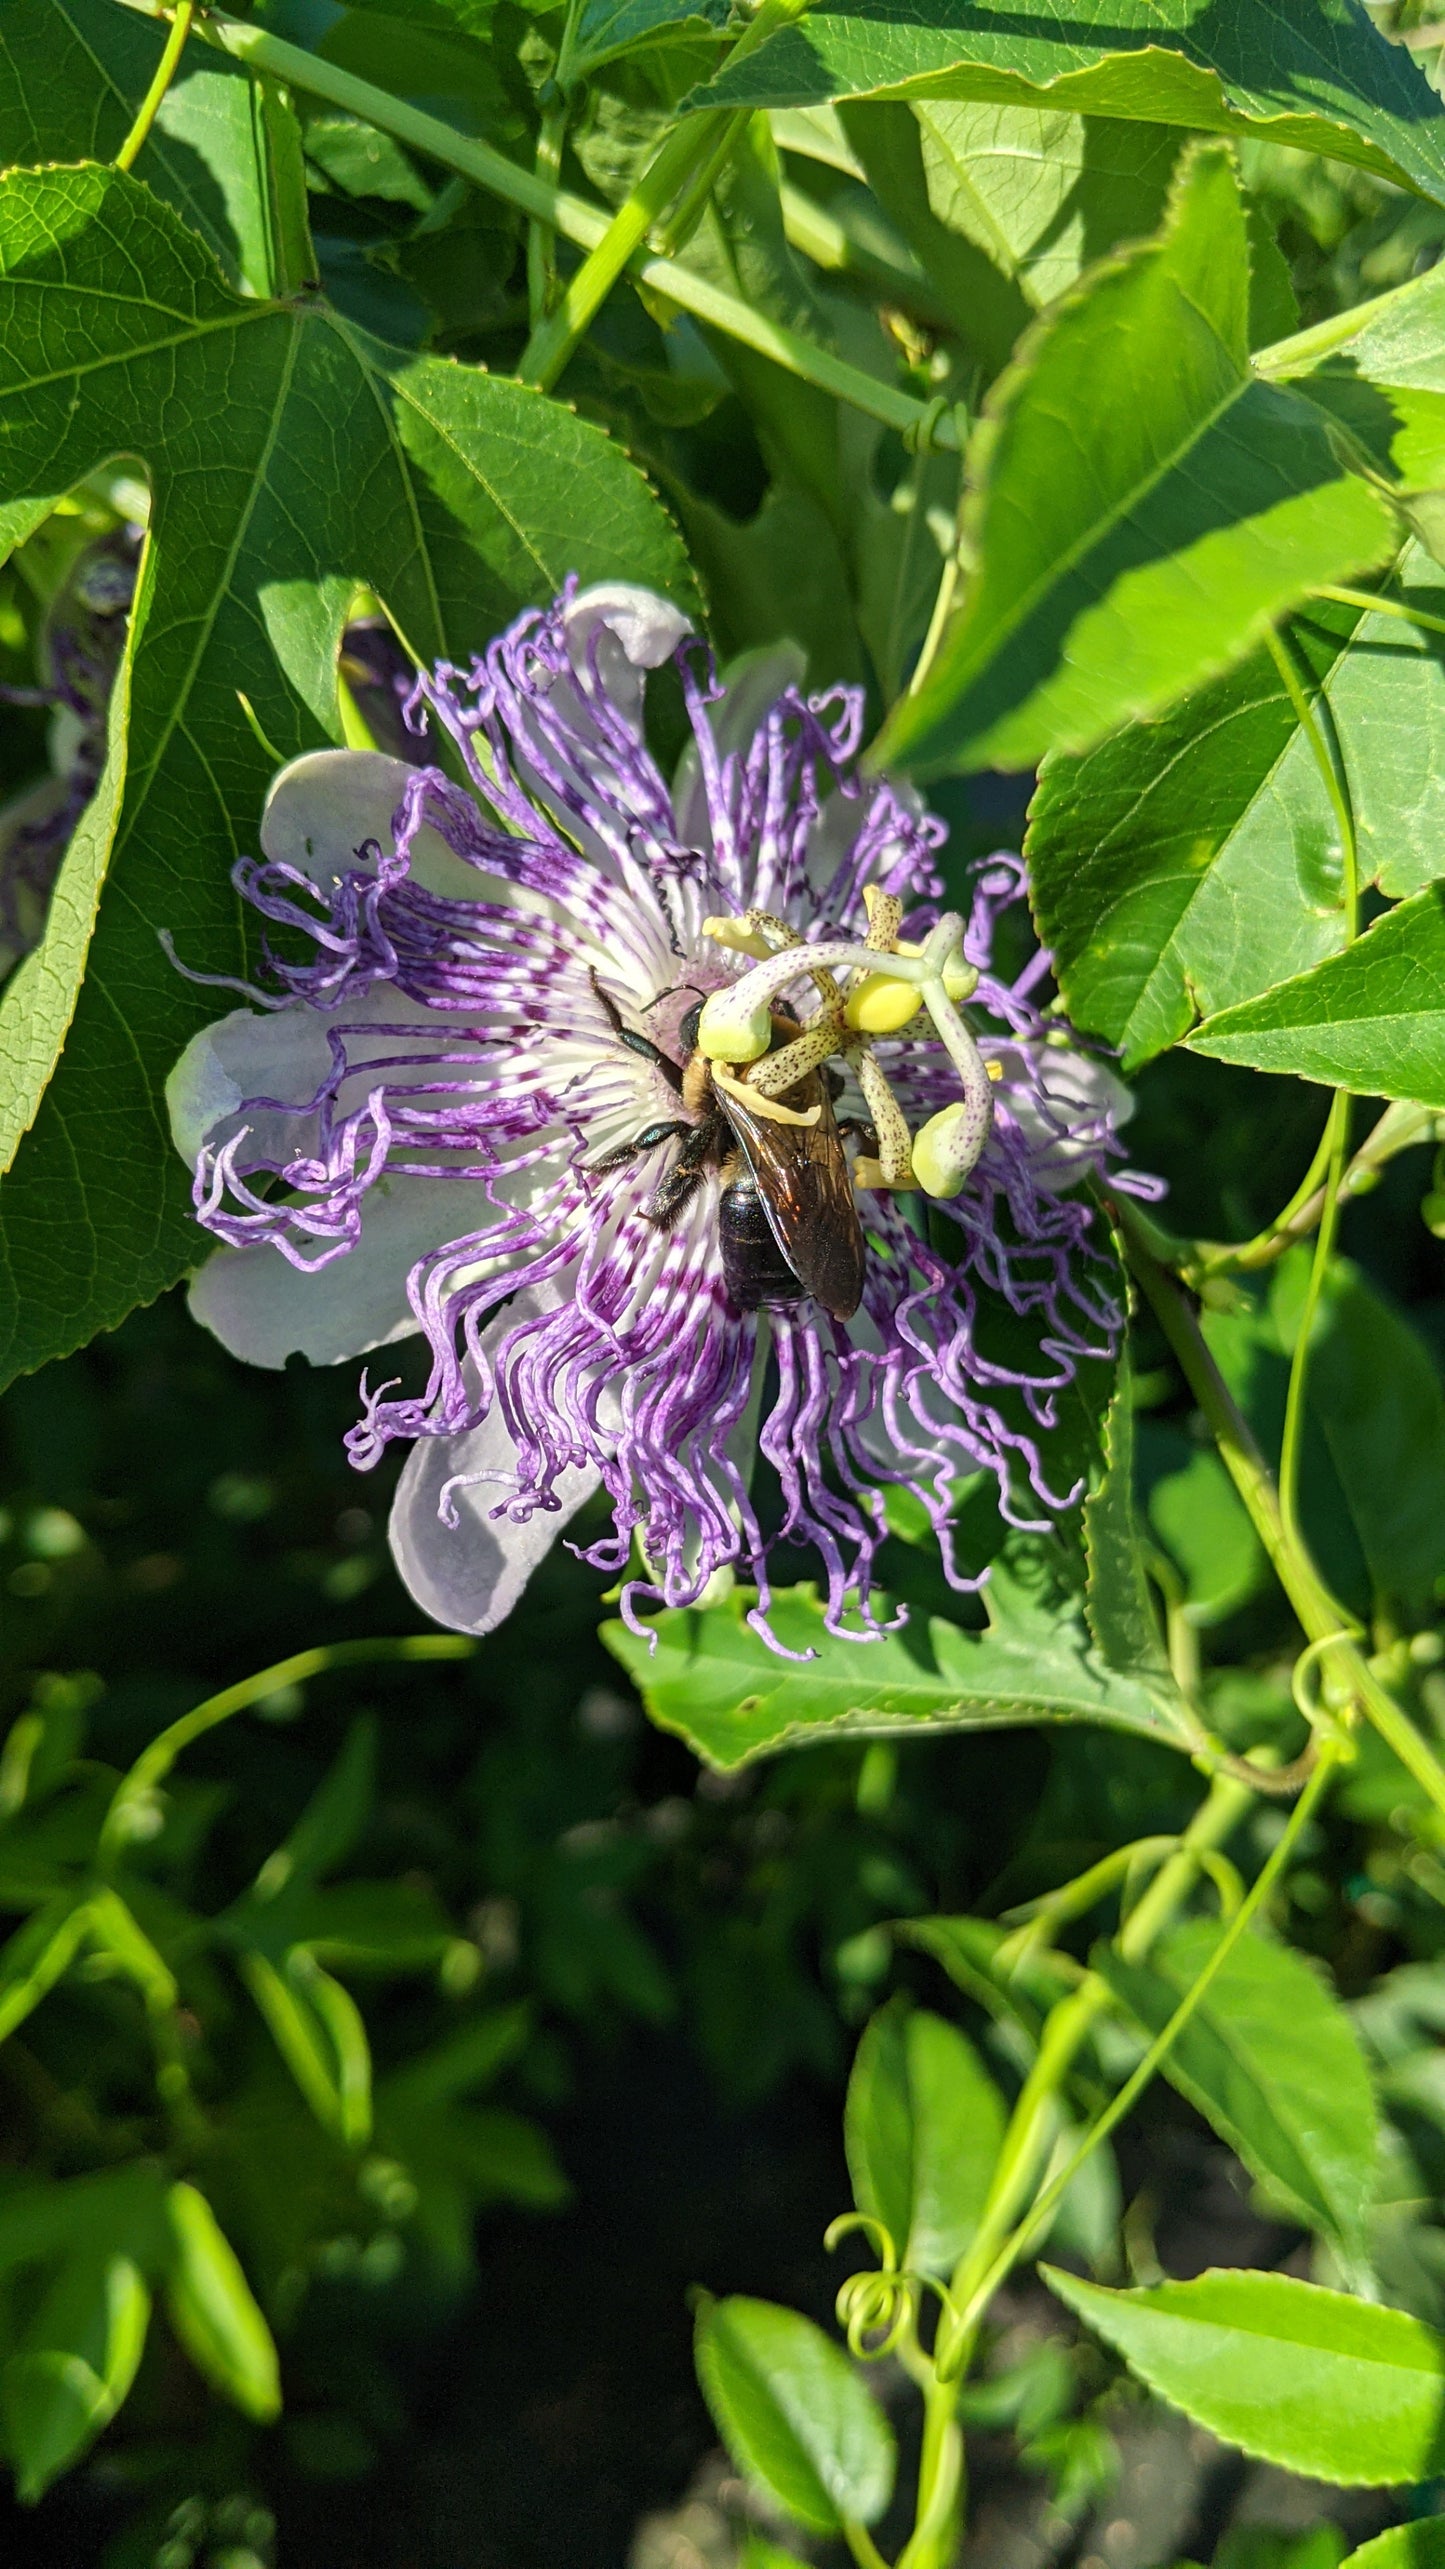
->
[[911, 1101, 987, 1198], [696, 989, 772, 1062], [844, 971, 924, 1036]]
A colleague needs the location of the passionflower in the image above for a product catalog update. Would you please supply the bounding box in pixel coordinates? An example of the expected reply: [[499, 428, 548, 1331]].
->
[[168, 581, 1138, 1649]]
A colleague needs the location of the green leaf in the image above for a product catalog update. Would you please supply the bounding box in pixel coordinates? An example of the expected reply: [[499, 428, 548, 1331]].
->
[[163, 2182, 281, 2423], [1139, 1429, 1268, 1627], [238, 1948, 372, 2145], [2, 2253, 150, 2502], [0, 1890, 92, 2043], [0, 163, 692, 1387], [1097, 1921, 1378, 2255], [1027, 549, 1445, 1067], [1041, 2265, 1445, 2483], [0, 0, 279, 295], [1083, 1353, 1173, 1687], [913, 101, 1184, 327], [875, 144, 1396, 778], [1189, 882, 1445, 1105], [690, 0, 1445, 206], [895, 1914, 1076, 2045], [603, 1551, 1194, 1772], [1271, 1254, 1445, 1626], [1265, 260, 1445, 514], [1025, 606, 1356, 1067], [845, 1997, 1006, 2276], [252, 1718, 377, 1906], [571, 0, 730, 80], [693, 2294, 896, 2533], [1343, 2526, 1445, 2569]]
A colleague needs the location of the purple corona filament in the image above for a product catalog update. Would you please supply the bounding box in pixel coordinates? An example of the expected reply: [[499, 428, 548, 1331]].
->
[[169, 583, 1145, 1652]]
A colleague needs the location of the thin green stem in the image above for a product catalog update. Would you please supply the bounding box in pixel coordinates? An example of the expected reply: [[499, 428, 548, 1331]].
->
[[1315, 582, 1445, 644], [842, 2520, 893, 2569], [908, 547, 962, 699], [1191, 1101, 1436, 1281], [1278, 1090, 1349, 1555], [527, 93, 569, 328], [517, 0, 808, 391], [115, 0, 194, 170], [1115, 1196, 1445, 1826], [654, 109, 750, 257], [98, 1634, 472, 1867], [953, 1747, 1341, 2335], [193, 13, 952, 445]]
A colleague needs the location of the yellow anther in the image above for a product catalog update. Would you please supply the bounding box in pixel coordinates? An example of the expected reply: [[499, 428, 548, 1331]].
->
[[712, 1064, 821, 1127], [852, 1154, 912, 1192], [844, 973, 924, 1036], [701, 914, 773, 962], [986, 1057, 1003, 1081]]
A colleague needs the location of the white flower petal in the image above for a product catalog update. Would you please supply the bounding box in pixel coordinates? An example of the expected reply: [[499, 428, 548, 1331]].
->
[[166, 1004, 336, 1168], [993, 1042, 1134, 1191], [261, 747, 477, 899], [187, 1175, 470, 1368], [560, 583, 689, 724], [388, 1289, 603, 1634]]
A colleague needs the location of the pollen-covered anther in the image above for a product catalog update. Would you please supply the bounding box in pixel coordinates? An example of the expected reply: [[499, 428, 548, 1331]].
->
[[852, 1154, 912, 1192], [844, 971, 924, 1036]]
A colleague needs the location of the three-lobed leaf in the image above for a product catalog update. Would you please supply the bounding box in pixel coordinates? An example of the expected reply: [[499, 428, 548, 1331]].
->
[[875, 144, 1395, 777], [694, 2293, 896, 2533], [0, 162, 692, 1390], [1042, 2264, 1445, 2483]]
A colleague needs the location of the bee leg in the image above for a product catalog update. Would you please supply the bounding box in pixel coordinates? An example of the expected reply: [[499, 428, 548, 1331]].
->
[[589, 967, 684, 1094], [588, 1117, 691, 1177], [644, 1114, 722, 1229]]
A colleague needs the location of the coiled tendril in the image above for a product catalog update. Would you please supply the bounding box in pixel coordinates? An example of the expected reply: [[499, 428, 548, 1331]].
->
[[824, 2212, 967, 2373]]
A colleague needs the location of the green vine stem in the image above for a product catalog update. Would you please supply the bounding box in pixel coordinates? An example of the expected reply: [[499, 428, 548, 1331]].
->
[[1278, 1089, 1350, 1555], [516, 0, 810, 390], [892, 1768, 1258, 2569], [98, 1634, 473, 1868], [114, 0, 194, 170], [189, 11, 955, 445], [1190, 1099, 1434, 1280], [1113, 1195, 1445, 1825]]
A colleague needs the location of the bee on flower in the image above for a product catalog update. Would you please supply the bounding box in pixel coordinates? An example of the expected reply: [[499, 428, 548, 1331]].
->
[[168, 582, 1139, 1651]]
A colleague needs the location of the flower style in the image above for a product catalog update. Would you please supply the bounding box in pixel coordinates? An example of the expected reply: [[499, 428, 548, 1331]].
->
[[168, 582, 1138, 1651]]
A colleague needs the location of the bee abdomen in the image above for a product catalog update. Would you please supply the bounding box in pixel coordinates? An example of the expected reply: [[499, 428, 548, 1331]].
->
[[719, 1177, 804, 1309]]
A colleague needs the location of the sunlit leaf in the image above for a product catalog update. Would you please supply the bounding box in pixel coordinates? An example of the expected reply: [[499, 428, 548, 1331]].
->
[[1043, 2265, 1445, 2483], [875, 145, 1395, 777]]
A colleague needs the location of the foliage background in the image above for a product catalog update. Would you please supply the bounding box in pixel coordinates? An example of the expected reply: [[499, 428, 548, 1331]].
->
[[9, 0, 1445, 2561]]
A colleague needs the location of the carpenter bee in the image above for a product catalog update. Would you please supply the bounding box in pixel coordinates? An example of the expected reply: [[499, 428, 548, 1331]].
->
[[590, 980, 866, 1322]]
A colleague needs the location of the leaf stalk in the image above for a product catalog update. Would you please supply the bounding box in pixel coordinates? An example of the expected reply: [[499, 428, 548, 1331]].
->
[[114, 0, 194, 172]]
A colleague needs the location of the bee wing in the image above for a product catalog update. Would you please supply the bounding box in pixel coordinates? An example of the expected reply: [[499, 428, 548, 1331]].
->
[[720, 1074, 865, 1322]]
